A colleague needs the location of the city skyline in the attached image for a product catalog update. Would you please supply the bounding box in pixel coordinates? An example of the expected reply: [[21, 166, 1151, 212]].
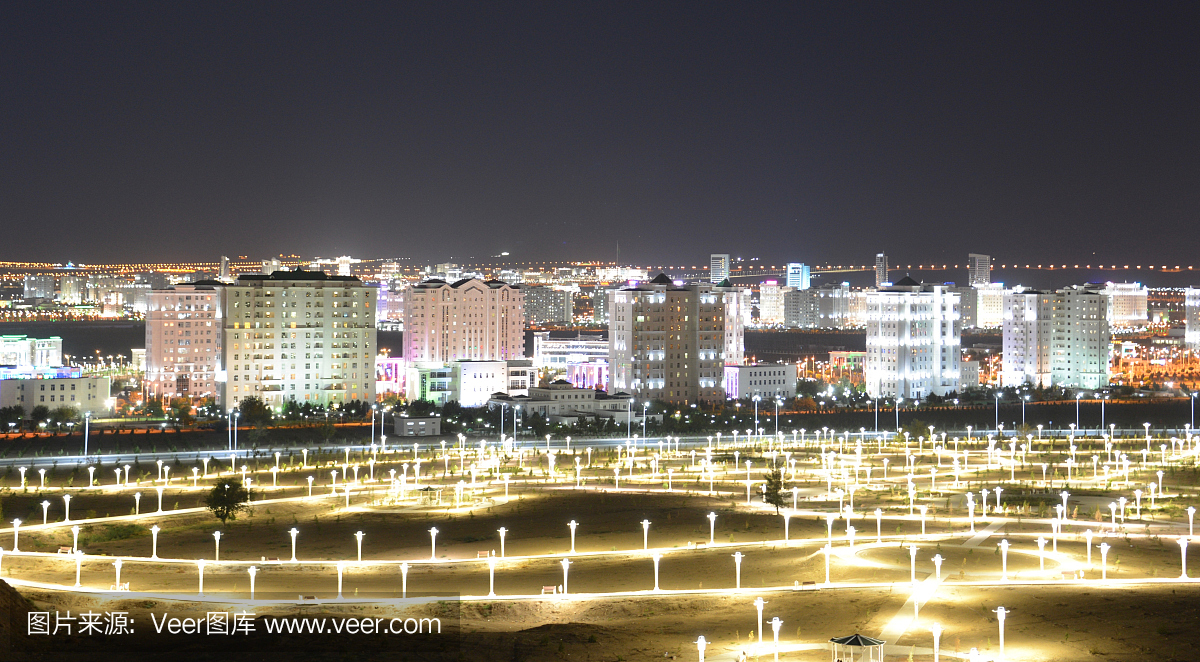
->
[[3, 3, 1199, 265]]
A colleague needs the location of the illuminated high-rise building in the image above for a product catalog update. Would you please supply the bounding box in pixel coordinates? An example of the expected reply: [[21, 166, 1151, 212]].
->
[[968, 253, 992, 286], [607, 274, 742, 406], [864, 278, 961, 400], [786, 263, 811, 289], [710, 253, 731, 284], [874, 253, 888, 288]]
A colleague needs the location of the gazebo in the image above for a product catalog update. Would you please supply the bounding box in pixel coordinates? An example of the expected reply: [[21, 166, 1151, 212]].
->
[[829, 633, 886, 662]]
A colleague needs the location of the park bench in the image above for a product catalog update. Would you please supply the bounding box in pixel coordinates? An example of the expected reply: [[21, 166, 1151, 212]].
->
[[297, 595, 319, 604], [477, 551, 491, 558], [57, 546, 73, 554], [541, 585, 557, 595]]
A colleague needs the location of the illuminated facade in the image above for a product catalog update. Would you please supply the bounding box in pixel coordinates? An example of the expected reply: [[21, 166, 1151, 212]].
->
[[968, 253, 991, 286], [784, 282, 851, 328], [1103, 282, 1149, 327], [710, 253, 730, 284], [607, 274, 740, 405], [403, 278, 524, 364], [1001, 288, 1052, 388], [146, 283, 225, 402], [1002, 285, 1110, 389], [864, 278, 961, 400], [723, 363, 797, 401], [757, 281, 790, 325], [219, 270, 377, 408], [1187, 287, 1200, 351]]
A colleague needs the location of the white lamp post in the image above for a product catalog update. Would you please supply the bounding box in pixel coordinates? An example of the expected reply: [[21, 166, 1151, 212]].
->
[[560, 557, 571, 596], [733, 552, 744, 589], [1180, 536, 1189, 579], [1085, 529, 1094, 566], [909, 544, 918, 584], [999, 539, 1010, 581], [874, 508, 883, 543], [487, 555, 497, 597], [337, 561, 344, 599], [289, 528, 299, 562], [994, 606, 1007, 661], [74, 551, 83, 588], [932, 553, 943, 580], [40, 501, 49, 525], [248, 565, 258, 600], [355, 531, 365, 562], [71, 525, 80, 553], [429, 527, 439, 560], [652, 551, 662, 591], [156, 486, 165, 512], [754, 597, 766, 654], [568, 520, 578, 554], [112, 558, 123, 589], [498, 527, 507, 558], [931, 622, 942, 662], [196, 559, 205, 595], [695, 636, 708, 662], [1100, 542, 1111, 580], [150, 525, 160, 559], [213, 531, 222, 561], [641, 519, 651, 550], [11, 519, 20, 552], [400, 562, 410, 598]]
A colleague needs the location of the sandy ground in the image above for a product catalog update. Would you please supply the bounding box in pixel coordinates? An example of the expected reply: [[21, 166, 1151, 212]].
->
[[2, 440, 1200, 661]]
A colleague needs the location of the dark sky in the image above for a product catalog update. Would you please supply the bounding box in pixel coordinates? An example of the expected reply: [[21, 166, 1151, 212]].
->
[[3, 2, 1199, 267]]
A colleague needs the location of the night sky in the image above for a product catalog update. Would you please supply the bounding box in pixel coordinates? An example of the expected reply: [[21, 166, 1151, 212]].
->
[[3, 2, 1199, 267]]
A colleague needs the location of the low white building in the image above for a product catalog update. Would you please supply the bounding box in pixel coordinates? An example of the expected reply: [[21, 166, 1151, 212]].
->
[[394, 416, 441, 437], [0, 366, 111, 414], [723, 363, 797, 401]]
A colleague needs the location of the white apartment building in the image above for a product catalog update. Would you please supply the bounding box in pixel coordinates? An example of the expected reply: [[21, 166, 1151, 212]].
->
[[220, 270, 377, 408], [523, 285, 574, 325], [710, 254, 731, 284], [1002, 285, 1111, 389], [723, 363, 797, 401], [403, 278, 524, 364], [145, 283, 225, 402], [1051, 285, 1111, 388], [1186, 287, 1200, 351], [608, 274, 740, 405], [1001, 288, 1052, 387], [875, 253, 888, 288], [1103, 282, 1149, 327], [758, 281, 790, 325], [784, 282, 851, 328], [864, 278, 961, 400]]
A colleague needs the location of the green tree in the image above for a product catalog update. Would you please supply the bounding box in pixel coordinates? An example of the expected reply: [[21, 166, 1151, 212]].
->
[[763, 469, 786, 514], [30, 405, 51, 429], [237, 396, 273, 428], [0, 405, 24, 431], [204, 479, 252, 524]]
